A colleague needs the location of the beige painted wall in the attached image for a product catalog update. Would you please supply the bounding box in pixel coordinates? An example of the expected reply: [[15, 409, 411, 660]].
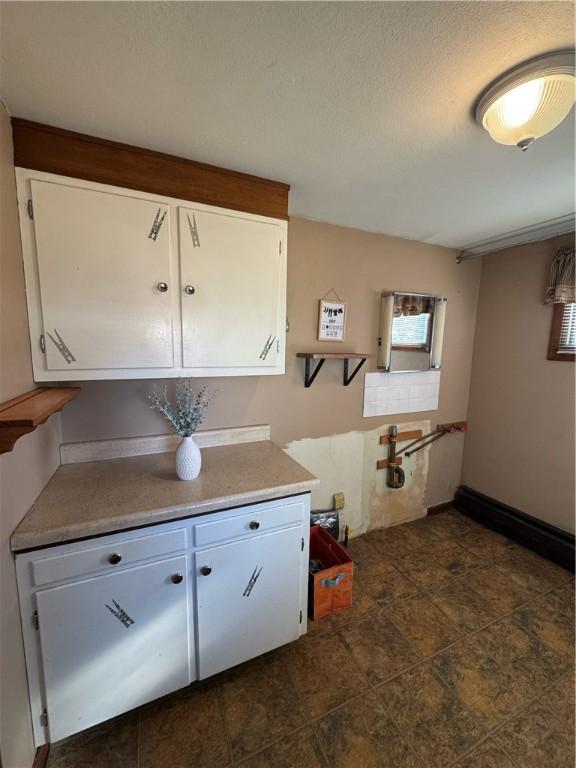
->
[[62, 217, 482, 506], [462, 233, 576, 534], [0, 100, 62, 768]]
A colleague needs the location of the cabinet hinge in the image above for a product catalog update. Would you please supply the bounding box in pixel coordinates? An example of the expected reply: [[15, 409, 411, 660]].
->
[[301, 537, 304, 552], [279, 240, 282, 255], [299, 610, 303, 624], [40, 708, 48, 727], [27, 199, 34, 219], [32, 611, 39, 630], [39, 334, 46, 354], [277, 339, 280, 354]]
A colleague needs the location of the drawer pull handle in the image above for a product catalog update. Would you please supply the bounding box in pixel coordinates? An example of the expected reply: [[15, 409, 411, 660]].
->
[[249, 521, 260, 530], [171, 573, 184, 584], [200, 566, 212, 576], [108, 553, 122, 565]]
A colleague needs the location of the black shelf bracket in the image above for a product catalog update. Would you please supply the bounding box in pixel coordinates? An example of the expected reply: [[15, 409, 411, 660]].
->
[[304, 357, 326, 388], [300, 355, 371, 388], [343, 358, 368, 386]]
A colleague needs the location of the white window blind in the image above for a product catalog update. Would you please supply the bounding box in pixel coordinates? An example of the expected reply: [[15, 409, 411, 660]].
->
[[392, 313, 431, 347], [558, 303, 576, 353]]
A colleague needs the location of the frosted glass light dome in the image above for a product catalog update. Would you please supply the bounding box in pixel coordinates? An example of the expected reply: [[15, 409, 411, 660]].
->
[[476, 51, 575, 150]]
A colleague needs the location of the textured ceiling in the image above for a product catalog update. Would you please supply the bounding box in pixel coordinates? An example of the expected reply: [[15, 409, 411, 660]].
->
[[0, 1, 574, 248]]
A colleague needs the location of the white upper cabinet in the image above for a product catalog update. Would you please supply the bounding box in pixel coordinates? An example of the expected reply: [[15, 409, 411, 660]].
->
[[17, 170, 287, 380], [179, 206, 283, 369], [30, 180, 175, 371]]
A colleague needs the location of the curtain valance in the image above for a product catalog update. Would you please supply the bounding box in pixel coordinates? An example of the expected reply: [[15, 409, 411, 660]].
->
[[393, 294, 434, 317], [545, 247, 575, 304]]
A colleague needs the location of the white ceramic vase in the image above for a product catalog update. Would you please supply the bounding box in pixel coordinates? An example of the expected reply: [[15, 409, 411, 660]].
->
[[175, 435, 202, 481]]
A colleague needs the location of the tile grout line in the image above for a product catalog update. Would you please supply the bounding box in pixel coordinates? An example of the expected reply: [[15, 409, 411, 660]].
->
[[328, 543, 573, 764], [379, 580, 567, 685], [304, 540, 571, 690], [230, 576, 571, 766], [376, 589, 573, 765], [216, 679, 238, 767], [243, 570, 573, 767], [231, 693, 368, 767], [443, 678, 571, 768], [230, 621, 422, 767], [367, 579, 572, 690], [221, 636, 368, 767], [188, 532, 569, 766], [367, 625, 572, 768], [310, 728, 332, 768], [534, 683, 576, 734], [348, 519, 575, 764], [362, 526, 518, 597]]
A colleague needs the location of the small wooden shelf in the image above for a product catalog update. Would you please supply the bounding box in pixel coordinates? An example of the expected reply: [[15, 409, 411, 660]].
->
[[0, 387, 81, 454], [379, 430, 423, 445], [296, 352, 374, 388]]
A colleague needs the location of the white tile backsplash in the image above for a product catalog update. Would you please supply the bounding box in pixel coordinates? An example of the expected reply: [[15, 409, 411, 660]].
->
[[363, 371, 440, 417]]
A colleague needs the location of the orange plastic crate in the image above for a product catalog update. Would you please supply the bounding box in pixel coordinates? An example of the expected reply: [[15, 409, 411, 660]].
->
[[308, 525, 354, 620]]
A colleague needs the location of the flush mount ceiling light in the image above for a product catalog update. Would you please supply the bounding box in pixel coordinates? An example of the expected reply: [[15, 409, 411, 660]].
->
[[476, 50, 575, 150]]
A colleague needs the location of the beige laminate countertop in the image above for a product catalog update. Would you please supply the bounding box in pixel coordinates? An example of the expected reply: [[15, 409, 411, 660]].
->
[[11, 441, 319, 552]]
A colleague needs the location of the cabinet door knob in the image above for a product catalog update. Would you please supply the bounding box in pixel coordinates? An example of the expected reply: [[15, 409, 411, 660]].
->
[[171, 573, 184, 584], [184, 285, 196, 295], [108, 553, 122, 565], [156, 282, 168, 293], [249, 520, 260, 530], [200, 566, 212, 576]]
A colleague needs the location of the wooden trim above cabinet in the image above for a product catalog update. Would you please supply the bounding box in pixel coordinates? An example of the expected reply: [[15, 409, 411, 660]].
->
[[12, 118, 290, 220]]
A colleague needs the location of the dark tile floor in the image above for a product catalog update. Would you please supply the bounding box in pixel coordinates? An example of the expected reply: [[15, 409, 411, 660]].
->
[[47, 509, 575, 768]]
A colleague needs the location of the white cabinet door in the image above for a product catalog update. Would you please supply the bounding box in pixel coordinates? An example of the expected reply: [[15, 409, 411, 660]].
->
[[179, 206, 284, 369], [31, 180, 175, 371], [36, 555, 191, 742], [195, 527, 303, 679]]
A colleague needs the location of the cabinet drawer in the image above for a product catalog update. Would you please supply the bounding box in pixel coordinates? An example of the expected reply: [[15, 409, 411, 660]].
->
[[194, 501, 304, 547], [31, 528, 187, 587]]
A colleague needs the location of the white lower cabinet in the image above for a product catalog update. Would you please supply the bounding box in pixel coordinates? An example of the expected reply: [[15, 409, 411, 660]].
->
[[16, 494, 309, 746], [36, 555, 191, 742], [196, 526, 304, 678]]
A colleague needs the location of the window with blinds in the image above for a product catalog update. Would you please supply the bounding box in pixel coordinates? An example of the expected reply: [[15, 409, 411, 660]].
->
[[548, 302, 576, 361], [558, 303, 576, 353]]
